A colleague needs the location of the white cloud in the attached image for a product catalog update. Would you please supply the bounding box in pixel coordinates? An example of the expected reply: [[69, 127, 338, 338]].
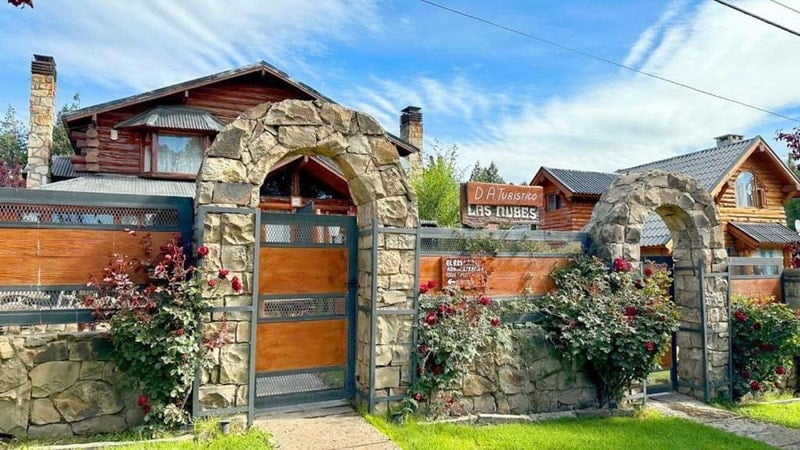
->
[[449, 0, 800, 183], [1, 0, 380, 92]]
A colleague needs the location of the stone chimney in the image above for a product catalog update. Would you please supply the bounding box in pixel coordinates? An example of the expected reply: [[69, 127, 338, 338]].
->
[[400, 106, 423, 176], [26, 54, 57, 188], [715, 134, 744, 147]]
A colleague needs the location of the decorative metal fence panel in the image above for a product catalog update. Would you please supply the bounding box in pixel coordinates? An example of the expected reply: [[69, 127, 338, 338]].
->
[[0, 190, 193, 326]]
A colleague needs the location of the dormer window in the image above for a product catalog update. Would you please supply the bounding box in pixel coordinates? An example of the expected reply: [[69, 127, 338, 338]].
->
[[735, 170, 763, 208], [115, 105, 224, 179]]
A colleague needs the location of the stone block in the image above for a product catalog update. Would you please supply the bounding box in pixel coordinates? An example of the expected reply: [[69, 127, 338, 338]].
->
[[355, 112, 384, 135], [0, 358, 28, 392], [219, 343, 250, 384], [221, 213, 256, 245], [278, 125, 317, 149], [201, 158, 247, 183], [265, 100, 323, 126], [68, 340, 95, 361], [54, 380, 123, 422], [0, 381, 31, 437], [31, 398, 61, 425], [213, 182, 253, 206], [0, 341, 13, 359], [28, 423, 73, 439], [71, 414, 127, 435], [31, 361, 80, 397], [319, 103, 353, 133], [235, 322, 251, 343], [34, 341, 68, 364], [463, 374, 493, 397], [79, 361, 105, 380], [198, 385, 237, 410], [207, 126, 244, 159], [220, 245, 251, 271], [374, 366, 400, 390]]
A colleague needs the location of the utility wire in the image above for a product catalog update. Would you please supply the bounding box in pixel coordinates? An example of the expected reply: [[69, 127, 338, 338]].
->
[[767, 0, 800, 17], [417, 0, 800, 123], [712, 0, 800, 39]]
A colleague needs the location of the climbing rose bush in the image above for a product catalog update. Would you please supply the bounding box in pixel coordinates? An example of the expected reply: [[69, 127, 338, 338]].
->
[[731, 295, 800, 399], [401, 282, 505, 419], [84, 233, 238, 427], [536, 255, 678, 407]]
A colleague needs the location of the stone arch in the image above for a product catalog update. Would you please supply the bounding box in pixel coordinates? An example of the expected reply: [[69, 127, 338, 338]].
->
[[193, 99, 418, 418], [588, 169, 729, 401]]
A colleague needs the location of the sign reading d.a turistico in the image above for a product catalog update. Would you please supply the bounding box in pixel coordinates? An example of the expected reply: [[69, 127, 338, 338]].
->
[[461, 182, 543, 228]]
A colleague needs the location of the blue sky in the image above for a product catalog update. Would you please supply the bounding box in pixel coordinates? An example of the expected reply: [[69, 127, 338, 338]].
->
[[2, 0, 800, 183]]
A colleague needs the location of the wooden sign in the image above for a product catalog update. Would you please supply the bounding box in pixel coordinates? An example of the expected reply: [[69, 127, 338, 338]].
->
[[442, 256, 487, 290], [461, 182, 543, 228]]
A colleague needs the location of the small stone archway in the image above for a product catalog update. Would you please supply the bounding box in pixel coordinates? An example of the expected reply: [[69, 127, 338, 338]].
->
[[193, 100, 418, 421], [588, 170, 730, 401]]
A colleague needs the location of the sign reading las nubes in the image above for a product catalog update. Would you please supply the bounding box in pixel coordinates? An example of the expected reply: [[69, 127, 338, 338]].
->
[[460, 182, 543, 228]]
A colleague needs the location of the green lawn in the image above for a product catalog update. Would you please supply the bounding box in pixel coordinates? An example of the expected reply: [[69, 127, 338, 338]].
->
[[730, 399, 800, 430], [368, 412, 772, 450], [118, 428, 273, 449]]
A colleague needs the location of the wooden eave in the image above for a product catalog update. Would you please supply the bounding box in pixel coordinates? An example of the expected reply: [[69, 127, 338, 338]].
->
[[710, 137, 800, 199]]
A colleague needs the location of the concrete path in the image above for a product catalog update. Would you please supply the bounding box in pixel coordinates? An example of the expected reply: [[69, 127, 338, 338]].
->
[[650, 393, 800, 449], [254, 403, 399, 450]]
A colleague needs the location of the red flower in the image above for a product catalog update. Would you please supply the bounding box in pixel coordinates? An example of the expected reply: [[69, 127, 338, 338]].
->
[[491, 317, 501, 327], [776, 366, 787, 375], [733, 309, 747, 323], [644, 341, 655, 352], [624, 305, 636, 317], [231, 276, 243, 293], [752, 322, 762, 331], [197, 246, 210, 257], [478, 295, 492, 306], [741, 370, 750, 380], [425, 314, 438, 326], [218, 268, 230, 279], [143, 404, 152, 415], [760, 343, 776, 352], [419, 284, 429, 294], [208, 279, 218, 287], [643, 266, 654, 277], [137, 394, 148, 406], [416, 366, 424, 376], [612, 257, 632, 273], [750, 381, 762, 392], [173, 328, 185, 337], [413, 393, 424, 402], [432, 364, 444, 375], [418, 343, 429, 354], [426, 281, 438, 290], [437, 304, 449, 315]]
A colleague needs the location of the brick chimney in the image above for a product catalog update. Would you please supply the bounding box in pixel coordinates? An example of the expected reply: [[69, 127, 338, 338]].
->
[[400, 106, 423, 176], [26, 55, 57, 188], [715, 134, 744, 147]]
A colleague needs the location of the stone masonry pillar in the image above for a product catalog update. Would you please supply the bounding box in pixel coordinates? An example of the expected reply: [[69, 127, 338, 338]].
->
[[26, 55, 57, 188]]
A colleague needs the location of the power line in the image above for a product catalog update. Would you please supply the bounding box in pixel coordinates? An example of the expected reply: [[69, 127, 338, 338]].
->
[[767, 0, 800, 17], [712, 0, 800, 39], [417, 0, 800, 123]]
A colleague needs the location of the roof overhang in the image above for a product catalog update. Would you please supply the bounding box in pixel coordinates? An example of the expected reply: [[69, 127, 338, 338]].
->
[[728, 222, 799, 249], [711, 137, 800, 198]]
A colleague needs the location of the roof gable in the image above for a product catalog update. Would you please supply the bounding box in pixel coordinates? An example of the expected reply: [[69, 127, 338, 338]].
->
[[532, 167, 618, 196]]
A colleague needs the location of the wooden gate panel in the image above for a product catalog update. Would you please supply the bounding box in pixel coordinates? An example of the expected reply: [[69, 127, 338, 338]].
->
[[256, 319, 347, 372], [258, 247, 348, 295]]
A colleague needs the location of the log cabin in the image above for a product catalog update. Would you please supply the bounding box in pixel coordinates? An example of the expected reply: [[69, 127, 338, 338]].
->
[[530, 134, 800, 263], [25, 55, 422, 216]]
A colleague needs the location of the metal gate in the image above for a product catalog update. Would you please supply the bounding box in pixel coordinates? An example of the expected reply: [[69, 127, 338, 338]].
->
[[254, 213, 357, 409]]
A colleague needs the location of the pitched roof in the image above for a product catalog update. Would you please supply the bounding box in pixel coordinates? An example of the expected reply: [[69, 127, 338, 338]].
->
[[38, 174, 195, 198], [728, 222, 799, 245], [62, 61, 418, 155], [540, 167, 619, 195], [116, 106, 224, 132], [618, 137, 759, 192], [641, 214, 671, 247], [51, 155, 83, 179]]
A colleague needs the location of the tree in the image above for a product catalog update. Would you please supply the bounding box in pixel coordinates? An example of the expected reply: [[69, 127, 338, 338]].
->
[[777, 130, 800, 230], [468, 160, 505, 184], [53, 93, 80, 156], [412, 143, 463, 227], [0, 105, 27, 164]]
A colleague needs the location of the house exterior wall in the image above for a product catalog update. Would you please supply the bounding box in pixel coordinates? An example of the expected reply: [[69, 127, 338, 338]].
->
[[538, 179, 598, 231]]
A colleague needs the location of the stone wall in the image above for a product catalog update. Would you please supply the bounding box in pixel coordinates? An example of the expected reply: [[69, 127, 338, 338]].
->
[[0, 332, 142, 439], [458, 329, 596, 414]]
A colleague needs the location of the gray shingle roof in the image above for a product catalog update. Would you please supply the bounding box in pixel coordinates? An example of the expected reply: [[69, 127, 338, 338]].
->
[[116, 106, 224, 132], [38, 175, 194, 198], [641, 214, 671, 247], [729, 222, 799, 245], [618, 137, 758, 191], [51, 156, 82, 179], [544, 168, 619, 195]]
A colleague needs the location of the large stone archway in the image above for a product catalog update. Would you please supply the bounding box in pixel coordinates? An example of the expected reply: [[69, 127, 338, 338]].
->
[[193, 100, 418, 422], [588, 170, 730, 401]]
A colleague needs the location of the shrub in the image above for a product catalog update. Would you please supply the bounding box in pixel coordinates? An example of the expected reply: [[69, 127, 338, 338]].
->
[[731, 295, 800, 399], [398, 282, 507, 419], [84, 233, 237, 427], [536, 255, 678, 407]]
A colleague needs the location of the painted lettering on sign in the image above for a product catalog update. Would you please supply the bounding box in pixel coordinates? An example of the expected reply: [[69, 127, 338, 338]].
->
[[442, 256, 487, 290], [465, 182, 543, 207], [461, 182, 543, 228]]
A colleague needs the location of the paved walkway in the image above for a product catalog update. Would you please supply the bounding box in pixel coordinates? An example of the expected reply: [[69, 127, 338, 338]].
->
[[254, 403, 399, 450], [650, 393, 800, 449]]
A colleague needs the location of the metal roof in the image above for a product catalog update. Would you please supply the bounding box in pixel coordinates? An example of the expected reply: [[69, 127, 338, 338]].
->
[[618, 137, 759, 191], [50, 155, 83, 179], [729, 222, 799, 245], [641, 213, 671, 247], [38, 175, 195, 198], [62, 61, 418, 155], [115, 106, 224, 132], [543, 167, 618, 195]]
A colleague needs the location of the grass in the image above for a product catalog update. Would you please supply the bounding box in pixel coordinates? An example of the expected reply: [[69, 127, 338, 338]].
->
[[725, 394, 800, 430], [367, 411, 773, 450], [117, 428, 273, 449]]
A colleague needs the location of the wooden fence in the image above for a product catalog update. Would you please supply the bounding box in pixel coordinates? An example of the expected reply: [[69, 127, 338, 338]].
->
[[0, 189, 192, 325]]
